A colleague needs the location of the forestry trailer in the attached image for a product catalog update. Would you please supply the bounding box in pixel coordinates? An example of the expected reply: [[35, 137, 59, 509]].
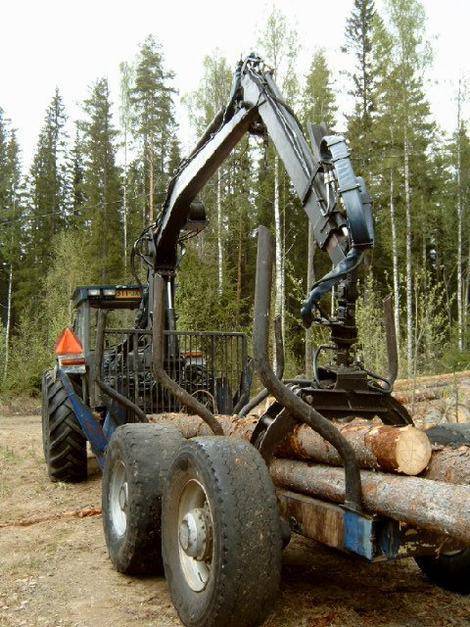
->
[[42, 54, 470, 627]]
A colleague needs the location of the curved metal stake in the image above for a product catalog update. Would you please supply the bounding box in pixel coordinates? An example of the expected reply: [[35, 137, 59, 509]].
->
[[253, 225, 363, 512]]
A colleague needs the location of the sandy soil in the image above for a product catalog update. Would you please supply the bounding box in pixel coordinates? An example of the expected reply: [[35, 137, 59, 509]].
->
[[0, 414, 469, 627]]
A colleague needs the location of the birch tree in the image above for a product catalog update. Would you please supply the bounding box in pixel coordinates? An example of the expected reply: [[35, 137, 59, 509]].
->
[[186, 53, 232, 295], [385, 0, 432, 373], [259, 7, 299, 339]]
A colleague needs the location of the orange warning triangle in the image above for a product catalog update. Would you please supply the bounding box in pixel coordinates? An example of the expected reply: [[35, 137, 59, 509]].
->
[[55, 328, 84, 355]]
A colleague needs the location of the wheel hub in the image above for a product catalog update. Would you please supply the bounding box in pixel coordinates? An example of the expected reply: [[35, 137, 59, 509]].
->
[[179, 508, 209, 560], [118, 483, 128, 511], [109, 461, 128, 537], [177, 479, 214, 592]]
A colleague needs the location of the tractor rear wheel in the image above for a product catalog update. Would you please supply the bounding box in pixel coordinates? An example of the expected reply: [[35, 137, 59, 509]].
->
[[162, 436, 282, 627], [415, 549, 470, 594], [42, 369, 87, 483], [102, 423, 184, 575]]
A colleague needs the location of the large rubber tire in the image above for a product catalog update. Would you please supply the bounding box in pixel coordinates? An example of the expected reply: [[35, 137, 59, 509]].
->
[[162, 436, 282, 627], [102, 423, 183, 575], [42, 369, 87, 483], [415, 549, 470, 594]]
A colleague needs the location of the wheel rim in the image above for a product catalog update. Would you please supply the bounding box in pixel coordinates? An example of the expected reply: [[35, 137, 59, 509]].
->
[[109, 460, 128, 537], [177, 478, 214, 592]]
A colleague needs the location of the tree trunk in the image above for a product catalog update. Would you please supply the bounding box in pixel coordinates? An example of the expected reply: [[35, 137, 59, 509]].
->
[[274, 155, 283, 370], [217, 168, 223, 295], [123, 128, 128, 273], [404, 129, 413, 373], [3, 264, 12, 382], [148, 149, 154, 225], [390, 169, 400, 348], [236, 208, 243, 323], [277, 419, 431, 476], [270, 459, 470, 545], [456, 82, 463, 351], [305, 224, 316, 377]]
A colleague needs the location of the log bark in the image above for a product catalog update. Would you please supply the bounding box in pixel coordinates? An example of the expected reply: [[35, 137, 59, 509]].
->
[[277, 419, 431, 475], [393, 370, 470, 390], [426, 447, 470, 486], [270, 459, 470, 545], [151, 414, 431, 476]]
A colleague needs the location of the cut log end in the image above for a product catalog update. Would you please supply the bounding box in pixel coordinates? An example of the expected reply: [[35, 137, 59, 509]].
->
[[395, 426, 433, 475]]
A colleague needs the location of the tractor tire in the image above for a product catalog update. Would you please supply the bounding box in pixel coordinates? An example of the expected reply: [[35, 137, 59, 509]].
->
[[162, 436, 282, 627], [42, 369, 87, 483], [415, 549, 470, 594], [102, 423, 183, 575]]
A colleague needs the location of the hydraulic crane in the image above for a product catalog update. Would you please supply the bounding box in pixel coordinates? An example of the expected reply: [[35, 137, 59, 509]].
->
[[41, 54, 469, 627]]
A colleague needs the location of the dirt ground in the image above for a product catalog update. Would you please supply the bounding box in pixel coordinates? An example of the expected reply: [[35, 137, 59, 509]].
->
[[0, 415, 469, 627]]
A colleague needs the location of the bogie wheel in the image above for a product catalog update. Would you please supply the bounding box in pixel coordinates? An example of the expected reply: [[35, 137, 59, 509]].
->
[[415, 549, 470, 594], [42, 369, 87, 483], [162, 436, 283, 627], [102, 423, 183, 575]]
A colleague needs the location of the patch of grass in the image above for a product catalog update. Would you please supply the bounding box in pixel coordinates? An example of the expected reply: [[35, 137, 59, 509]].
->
[[0, 446, 19, 464]]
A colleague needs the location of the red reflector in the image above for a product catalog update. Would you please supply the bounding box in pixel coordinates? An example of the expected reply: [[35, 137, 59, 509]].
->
[[55, 328, 84, 355], [60, 357, 86, 366]]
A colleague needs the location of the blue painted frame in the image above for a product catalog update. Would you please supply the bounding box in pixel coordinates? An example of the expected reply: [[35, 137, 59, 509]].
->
[[57, 368, 109, 468]]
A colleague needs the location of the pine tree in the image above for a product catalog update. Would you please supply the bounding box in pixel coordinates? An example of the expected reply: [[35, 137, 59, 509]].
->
[[131, 36, 177, 225], [79, 78, 123, 282]]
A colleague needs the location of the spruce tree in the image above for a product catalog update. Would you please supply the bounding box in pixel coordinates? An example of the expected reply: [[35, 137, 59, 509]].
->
[[20, 89, 69, 309], [80, 78, 123, 282], [0, 118, 23, 382], [302, 50, 337, 129]]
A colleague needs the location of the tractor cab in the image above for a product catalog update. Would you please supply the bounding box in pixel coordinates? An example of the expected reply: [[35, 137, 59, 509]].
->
[[71, 284, 143, 355]]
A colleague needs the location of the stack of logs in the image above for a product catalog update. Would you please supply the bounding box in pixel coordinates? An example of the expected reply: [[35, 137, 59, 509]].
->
[[394, 370, 470, 427], [149, 372, 470, 545]]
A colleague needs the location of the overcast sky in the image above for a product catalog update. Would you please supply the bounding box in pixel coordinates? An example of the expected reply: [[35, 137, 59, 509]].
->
[[1, 0, 469, 167]]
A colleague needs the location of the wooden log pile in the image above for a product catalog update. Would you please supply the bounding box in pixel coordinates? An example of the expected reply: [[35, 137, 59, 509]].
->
[[393, 370, 470, 428], [276, 419, 432, 475], [269, 460, 470, 545], [149, 371, 470, 545]]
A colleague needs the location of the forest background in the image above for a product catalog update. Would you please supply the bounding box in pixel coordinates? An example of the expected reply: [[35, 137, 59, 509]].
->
[[1, 0, 469, 394]]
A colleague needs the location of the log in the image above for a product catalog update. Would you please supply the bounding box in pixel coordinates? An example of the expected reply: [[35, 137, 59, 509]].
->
[[151, 414, 431, 475], [270, 459, 470, 545], [426, 447, 470, 486], [277, 419, 432, 475], [393, 370, 470, 390]]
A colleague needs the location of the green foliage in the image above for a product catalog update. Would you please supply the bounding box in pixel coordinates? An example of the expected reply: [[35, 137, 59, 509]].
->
[[356, 275, 388, 376], [412, 269, 448, 375], [130, 35, 177, 220], [302, 49, 337, 129], [1, 10, 469, 395], [79, 78, 123, 282]]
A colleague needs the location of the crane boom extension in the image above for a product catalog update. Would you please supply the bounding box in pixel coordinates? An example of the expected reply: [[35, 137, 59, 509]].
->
[[151, 55, 373, 322]]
